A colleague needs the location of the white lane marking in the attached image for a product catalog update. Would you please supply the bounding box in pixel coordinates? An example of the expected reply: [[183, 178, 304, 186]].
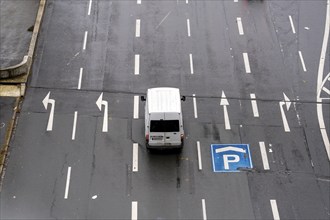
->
[[270, 199, 280, 220], [135, 54, 140, 75], [72, 111, 78, 140], [132, 201, 138, 220], [64, 167, 72, 199], [42, 92, 55, 131], [259, 142, 270, 170], [298, 51, 307, 72], [202, 199, 207, 220], [250, 93, 259, 117], [187, 19, 191, 37], [133, 96, 139, 119], [78, 68, 83, 90], [234, 0, 238, 2], [96, 93, 108, 132], [237, 17, 244, 35], [83, 31, 88, 50], [220, 91, 231, 130], [88, 0, 92, 15], [137, 0, 141, 4], [197, 141, 202, 170], [289, 15, 296, 34], [323, 86, 330, 95], [243, 53, 251, 73], [279, 101, 290, 132], [133, 143, 138, 172], [193, 94, 198, 118], [189, 54, 194, 74], [186, 0, 188, 4], [136, 19, 141, 37]]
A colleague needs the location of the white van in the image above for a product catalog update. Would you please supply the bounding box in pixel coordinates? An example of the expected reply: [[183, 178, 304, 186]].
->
[[141, 87, 185, 150]]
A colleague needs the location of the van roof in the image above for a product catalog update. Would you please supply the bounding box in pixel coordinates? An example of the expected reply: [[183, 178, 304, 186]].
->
[[147, 87, 181, 113]]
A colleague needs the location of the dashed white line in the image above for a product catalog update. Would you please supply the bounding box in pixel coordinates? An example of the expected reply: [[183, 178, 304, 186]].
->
[[133, 96, 139, 119], [88, 0, 92, 16], [136, 19, 141, 37], [193, 94, 198, 118], [132, 201, 138, 220], [64, 166, 71, 199], [72, 111, 78, 140], [289, 15, 296, 34], [133, 143, 138, 172], [250, 93, 259, 117], [270, 199, 280, 220], [237, 17, 244, 35], [187, 19, 191, 37], [202, 199, 207, 220], [197, 141, 202, 170], [243, 53, 251, 73], [137, 0, 141, 4], [189, 53, 194, 74], [78, 68, 83, 90], [83, 31, 88, 50], [135, 54, 140, 75], [259, 141, 270, 170], [234, 0, 238, 2], [186, 0, 188, 3], [298, 51, 307, 72]]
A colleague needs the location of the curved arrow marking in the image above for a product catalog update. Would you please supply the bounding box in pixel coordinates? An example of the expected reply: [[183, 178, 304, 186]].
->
[[43, 92, 55, 131], [96, 93, 108, 132]]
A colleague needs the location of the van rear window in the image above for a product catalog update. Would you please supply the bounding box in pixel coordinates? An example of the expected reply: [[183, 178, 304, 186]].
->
[[150, 120, 180, 132]]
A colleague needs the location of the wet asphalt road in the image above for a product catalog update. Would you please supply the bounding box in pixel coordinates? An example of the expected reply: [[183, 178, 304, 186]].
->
[[1, 0, 330, 219]]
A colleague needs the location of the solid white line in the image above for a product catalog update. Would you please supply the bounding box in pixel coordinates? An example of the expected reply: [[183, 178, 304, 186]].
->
[[243, 53, 251, 73], [64, 167, 71, 199], [187, 19, 191, 37], [135, 54, 140, 75], [289, 15, 296, 34], [250, 93, 259, 117], [72, 111, 78, 140], [270, 200, 280, 220], [189, 54, 194, 74], [237, 17, 244, 35], [88, 0, 92, 16], [193, 94, 198, 118], [298, 51, 307, 72], [137, 0, 141, 4], [202, 199, 207, 220], [133, 143, 138, 172], [259, 142, 270, 170], [83, 31, 88, 50], [132, 201, 138, 220], [133, 96, 139, 119], [78, 68, 83, 90], [136, 19, 140, 37], [197, 141, 202, 170]]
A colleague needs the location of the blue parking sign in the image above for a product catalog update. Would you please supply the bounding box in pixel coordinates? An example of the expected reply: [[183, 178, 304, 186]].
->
[[211, 144, 253, 172]]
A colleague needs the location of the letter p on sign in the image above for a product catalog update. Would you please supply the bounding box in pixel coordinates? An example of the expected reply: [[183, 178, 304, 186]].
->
[[223, 154, 240, 169]]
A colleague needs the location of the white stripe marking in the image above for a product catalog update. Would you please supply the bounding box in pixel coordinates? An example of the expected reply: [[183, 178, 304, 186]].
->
[[133, 143, 138, 172], [259, 142, 270, 170], [137, 0, 141, 4], [64, 167, 71, 199], [234, 0, 238, 2], [88, 0, 92, 15], [299, 51, 307, 72], [135, 54, 140, 75], [237, 17, 244, 35], [202, 199, 207, 220], [189, 54, 194, 74], [72, 111, 78, 140], [243, 53, 251, 73], [187, 19, 191, 37], [197, 141, 202, 170], [193, 94, 198, 118], [289, 15, 296, 34], [250, 93, 259, 117], [270, 200, 280, 220], [223, 106, 231, 130], [132, 201, 138, 220], [78, 68, 83, 90], [136, 19, 140, 37], [133, 96, 139, 119], [322, 86, 330, 95], [83, 31, 88, 50], [186, 0, 188, 3]]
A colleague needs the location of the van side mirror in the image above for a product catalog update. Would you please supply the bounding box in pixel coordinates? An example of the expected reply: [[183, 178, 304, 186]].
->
[[181, 96, 186, 101], [141, 96, 146, 101]]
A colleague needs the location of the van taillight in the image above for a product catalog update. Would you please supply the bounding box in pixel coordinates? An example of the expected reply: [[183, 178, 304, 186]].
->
[[146, 134, 149, 142]]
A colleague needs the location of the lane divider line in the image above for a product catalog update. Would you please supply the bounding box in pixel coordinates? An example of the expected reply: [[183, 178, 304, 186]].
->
[[64, 166, 72, 199], [132, 201, 138, 220], [187, 19, 191, 37], [88, 0, 92, 16], [72, 111, 78, 140], [270, 199, 280, 220], [259, 141, 270, 170], [78, 68, 83, 90], [289, 15, 296, 34], [243, 53, 251, 73], [197, 141, 202, 170], [133, 96, 139, 119], [250, 93, 259, 117], [136, 19, 141, 37], [193, 94, 198, 118], [237, 17, 244, 35], [298, 51, 307, 72], [202, 199, 207, 220], [83, 31, 88, 50], [135, 54, 140, 75], [186, 0, 188, 4], [189, 53, 194, 74], [137, 0, 141, 4], [133, 143, 138, 172]]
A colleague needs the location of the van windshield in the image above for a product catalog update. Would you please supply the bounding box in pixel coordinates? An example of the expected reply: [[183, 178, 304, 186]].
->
[[150, 120, 180, 132]]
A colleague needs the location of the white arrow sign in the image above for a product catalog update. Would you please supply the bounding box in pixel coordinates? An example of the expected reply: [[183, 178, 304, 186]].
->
[[96, 93, 108, 132], [220, 91, 231, 130], [279, 92, 291, 132], [42, 91, 55, 131]]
